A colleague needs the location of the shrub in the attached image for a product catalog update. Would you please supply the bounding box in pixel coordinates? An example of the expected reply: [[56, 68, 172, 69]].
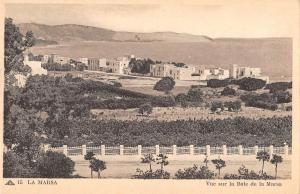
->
[[238, 77, 266, 91], [154, 77, 175, 93], [187, 88, 204, 102], [248, 100, 278, 111], [266, 82, 290, 93], [285, 106, 292, 111], [211, 101, 224, 113], [138, 103, 153, 116], [221, 87, 236, 96], [207, 79, 230, 88], [273, 91, 292, 103], [133, 169, 170, 179], [240, 93, 278, 110], [223, 165, 274, 180], [224, 100, 242, 112], [175, 165, 215, 179], [36, 151, 75, 178], [113, 82, 122, 88]]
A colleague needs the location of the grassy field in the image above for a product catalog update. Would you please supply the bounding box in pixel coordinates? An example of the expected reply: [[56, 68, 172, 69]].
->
[[91, 106, 291, 121]]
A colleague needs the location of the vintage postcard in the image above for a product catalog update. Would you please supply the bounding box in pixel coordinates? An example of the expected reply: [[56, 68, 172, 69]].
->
[[0, 0, 299, 194]]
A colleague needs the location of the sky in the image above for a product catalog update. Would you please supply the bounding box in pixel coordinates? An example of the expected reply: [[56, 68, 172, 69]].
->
[[4, 1, 298, 38]]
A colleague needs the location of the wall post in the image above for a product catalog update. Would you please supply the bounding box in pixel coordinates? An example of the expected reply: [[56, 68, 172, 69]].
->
[[269, 145, 274, 157], [138, 145, 142, 156], [63, 145, 68, 156], [190, 145, 194, 155], [173, 145, 177, 155], [284, 144, 289, 156], [101, 145, 105, 156], [155, 145, 160, 155], [254, 145, 259, 155], [222, 145, 227, 155], [206, 145, 210, 157], [120, 145, 124, 156], [238, 145, 243, 155], [82, 144, 87, 156]]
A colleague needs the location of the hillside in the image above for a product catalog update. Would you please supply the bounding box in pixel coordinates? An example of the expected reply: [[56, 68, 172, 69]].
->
[[17, 23, 212, 43]]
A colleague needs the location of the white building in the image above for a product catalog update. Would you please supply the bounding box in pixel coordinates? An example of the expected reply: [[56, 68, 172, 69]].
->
[[194, 66, 230, 80], [24, 55, 48, 75], [231, 64, 269, 83], [150, 63, 196, 80], [42, 54, 50, 64], [87, 58, 107, 71], [15, 55, 48, 87], [107, 56, 131, 74], [78, 57, 88, 65]]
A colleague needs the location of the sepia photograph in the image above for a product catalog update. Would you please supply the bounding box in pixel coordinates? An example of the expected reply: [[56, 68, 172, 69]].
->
[[1, 1, 299, 191]]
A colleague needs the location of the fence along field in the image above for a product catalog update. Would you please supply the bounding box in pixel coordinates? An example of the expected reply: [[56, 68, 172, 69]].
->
[[45, 144, 292, 157]]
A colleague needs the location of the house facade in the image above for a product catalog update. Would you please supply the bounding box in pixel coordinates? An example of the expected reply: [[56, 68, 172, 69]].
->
[[150, 63, 196, 80], [15, 55, 48, 87], [107, 56, 130, 74], [231, 64, 269, 83]]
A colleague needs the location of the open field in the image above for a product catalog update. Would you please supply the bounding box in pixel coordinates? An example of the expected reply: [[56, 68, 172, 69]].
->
[[91, 106, 291, 121], [71, 155, 291, 179]]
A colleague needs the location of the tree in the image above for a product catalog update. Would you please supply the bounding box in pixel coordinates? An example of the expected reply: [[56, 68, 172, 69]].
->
[[203, 153, 209, 167], [156, 154, 169, 178], [270, 154, 283, 179], [5, 18, 34, 77], [36, 151, 75, 178], [89, 159, 106, 178], [138, 103, 153, 116], [256, 150, 270, 174], [84, 152, 96, 178], [141, 154, 156, 172], [211, 159, 226, 178], [130, 58, 154, 74], [154, 77, 175, 94]]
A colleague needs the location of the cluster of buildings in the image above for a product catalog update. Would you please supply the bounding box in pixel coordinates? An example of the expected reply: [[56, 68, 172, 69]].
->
[[15, 52, 269, 87], [150, 63, 269, 82], [43, 54, 134, 75]]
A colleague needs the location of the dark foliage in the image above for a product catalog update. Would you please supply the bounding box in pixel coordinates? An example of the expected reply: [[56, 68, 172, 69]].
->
[[221, 87, 236, 96], [133, 169, 170, 179], [154, 77, 175, 93], [36, 151, 75, 178], [273, 91, 292, 103], [207, 79, 230, 88], [238, 77, 266, 91], [223, 165, 274, 180], [240, 91, 290, 110], [129, 58, 155, 74], [175, 165, 215, 179], [211, 101, 224, 112], [224, 101, 242, 112], [265, 82, 291, 93], [138, 103, 153, 116], [3, 151, 36, 178], [47, 116, 291, 147]]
